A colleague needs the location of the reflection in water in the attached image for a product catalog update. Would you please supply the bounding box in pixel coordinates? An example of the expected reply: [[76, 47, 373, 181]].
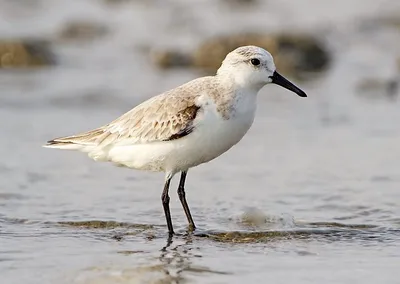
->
[[73, 232, 229, 284], [158, 234, 230, 282]]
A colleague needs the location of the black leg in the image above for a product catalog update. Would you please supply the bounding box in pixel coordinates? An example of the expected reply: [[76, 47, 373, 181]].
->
[[177, 171, 196, 230], [161, 177, 174, 235]]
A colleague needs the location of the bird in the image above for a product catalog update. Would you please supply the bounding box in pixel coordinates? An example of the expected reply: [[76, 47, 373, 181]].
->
[[44, 45, 307, 236]]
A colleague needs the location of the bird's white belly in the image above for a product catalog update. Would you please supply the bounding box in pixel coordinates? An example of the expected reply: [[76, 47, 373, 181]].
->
[[166, 111, 255, 171]]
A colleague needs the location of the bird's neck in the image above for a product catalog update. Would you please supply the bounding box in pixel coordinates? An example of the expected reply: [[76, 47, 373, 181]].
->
[[209, 74, 258, 120], [216, 71, 264, 94]]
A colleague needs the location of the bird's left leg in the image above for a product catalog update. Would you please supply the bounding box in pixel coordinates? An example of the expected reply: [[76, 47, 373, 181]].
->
[[177, 171, 196, 230]]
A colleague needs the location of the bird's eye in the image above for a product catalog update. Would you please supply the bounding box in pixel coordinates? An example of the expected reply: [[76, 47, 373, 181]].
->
[[251, 58, 260, 66]]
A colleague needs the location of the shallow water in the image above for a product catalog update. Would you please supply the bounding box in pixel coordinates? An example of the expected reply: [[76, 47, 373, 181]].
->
[[1, 0, 400, 283]]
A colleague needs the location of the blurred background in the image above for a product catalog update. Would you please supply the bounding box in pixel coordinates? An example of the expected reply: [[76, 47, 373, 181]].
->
[[1, 0, 400, 284]]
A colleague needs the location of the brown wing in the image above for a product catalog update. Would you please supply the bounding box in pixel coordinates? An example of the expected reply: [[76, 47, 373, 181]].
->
[[45, 94, 201, 147]]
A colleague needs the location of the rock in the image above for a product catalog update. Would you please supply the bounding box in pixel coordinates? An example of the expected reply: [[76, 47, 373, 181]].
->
[[0, 40, 55, 68], [152, 32, 330, 79], [58, 21, 109, 42], [151, 49, 193, 69]]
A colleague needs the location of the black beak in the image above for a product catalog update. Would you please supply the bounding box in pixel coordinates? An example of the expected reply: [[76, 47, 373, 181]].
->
[[270, 71, 307, 97]]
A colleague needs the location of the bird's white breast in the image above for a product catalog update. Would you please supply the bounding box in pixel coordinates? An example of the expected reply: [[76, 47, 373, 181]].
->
[[163, 90, 258, 171]]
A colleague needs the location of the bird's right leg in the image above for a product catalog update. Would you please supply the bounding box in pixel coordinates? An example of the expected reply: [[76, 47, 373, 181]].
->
[[161, 175, 174, 235]]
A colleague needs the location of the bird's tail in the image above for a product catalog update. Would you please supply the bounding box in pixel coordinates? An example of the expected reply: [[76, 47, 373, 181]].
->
[[43, 129, 104, 151]]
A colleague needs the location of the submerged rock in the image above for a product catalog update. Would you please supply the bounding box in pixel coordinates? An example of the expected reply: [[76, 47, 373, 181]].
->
[[152, 33, 330, 79], [0, 40, 55, 68], [57, 21, 109, 42]]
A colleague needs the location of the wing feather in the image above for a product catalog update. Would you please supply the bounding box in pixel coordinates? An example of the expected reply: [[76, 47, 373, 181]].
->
[[45, 94, 201, 147]]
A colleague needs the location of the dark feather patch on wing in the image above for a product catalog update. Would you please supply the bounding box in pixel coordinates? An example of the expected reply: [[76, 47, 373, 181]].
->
[[165, 105, 200, 141]]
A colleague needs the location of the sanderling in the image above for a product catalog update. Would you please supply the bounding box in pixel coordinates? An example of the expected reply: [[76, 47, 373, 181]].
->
[[44, 45, 307, 235]]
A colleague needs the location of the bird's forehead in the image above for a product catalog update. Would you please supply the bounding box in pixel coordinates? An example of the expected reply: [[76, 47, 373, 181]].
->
[[232, 46, 272, 60]]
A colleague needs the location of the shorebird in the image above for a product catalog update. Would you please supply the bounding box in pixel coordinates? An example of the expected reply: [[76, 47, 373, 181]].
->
[[44, 45, 307, 235]]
